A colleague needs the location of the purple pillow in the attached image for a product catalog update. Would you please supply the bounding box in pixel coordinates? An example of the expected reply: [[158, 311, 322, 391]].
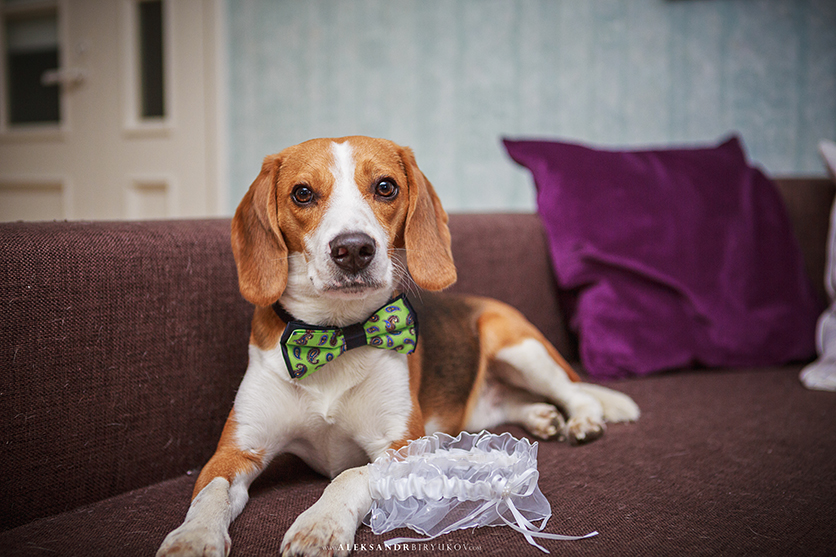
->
[[503, 135, 821, 379]]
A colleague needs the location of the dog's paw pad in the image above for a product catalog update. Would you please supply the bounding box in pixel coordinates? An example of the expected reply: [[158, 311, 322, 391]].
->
[[524, 403, 566, 440], [566, 416, 605, 446]]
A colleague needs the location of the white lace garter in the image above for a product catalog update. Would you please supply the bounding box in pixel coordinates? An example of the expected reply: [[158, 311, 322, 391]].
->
[[364, 430, 598, 553]]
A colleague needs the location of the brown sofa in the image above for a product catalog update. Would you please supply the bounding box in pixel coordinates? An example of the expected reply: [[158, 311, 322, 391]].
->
[[2, 178, 835, 556]]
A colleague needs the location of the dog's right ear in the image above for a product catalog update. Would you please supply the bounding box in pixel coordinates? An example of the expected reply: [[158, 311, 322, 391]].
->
[[231, 154, 288, 307]]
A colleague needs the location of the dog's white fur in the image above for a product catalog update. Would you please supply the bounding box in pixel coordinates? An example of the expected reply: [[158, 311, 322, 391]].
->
[[298, 142, 395, 306], [157, 137, 639, 557]]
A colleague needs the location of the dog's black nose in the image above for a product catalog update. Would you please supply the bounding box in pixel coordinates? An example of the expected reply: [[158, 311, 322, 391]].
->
[[330, 232, 376, 274]]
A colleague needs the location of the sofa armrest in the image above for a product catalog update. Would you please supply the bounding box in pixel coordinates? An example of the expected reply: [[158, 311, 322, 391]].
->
[[0, 220, 251, 530]]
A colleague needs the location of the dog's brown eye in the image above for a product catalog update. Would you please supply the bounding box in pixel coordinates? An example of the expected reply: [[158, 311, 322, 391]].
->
[[375, 180, 398, 199], [291, 185, 314, 205]]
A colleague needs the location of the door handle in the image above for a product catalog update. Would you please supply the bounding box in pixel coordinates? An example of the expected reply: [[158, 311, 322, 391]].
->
[[41, 68, 86, 87]]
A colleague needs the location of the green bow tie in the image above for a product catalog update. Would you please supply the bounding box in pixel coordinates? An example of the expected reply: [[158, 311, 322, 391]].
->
[[275, 295, 419, 380]]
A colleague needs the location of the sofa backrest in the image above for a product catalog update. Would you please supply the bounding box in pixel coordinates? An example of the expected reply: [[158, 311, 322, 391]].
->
[[446, 213, 577, 359]]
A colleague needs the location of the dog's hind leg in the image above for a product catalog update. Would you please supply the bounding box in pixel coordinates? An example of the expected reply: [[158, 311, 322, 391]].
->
[[465, 376, 567, 440], [491, 338, 604, 444], [478, 302, 639, 444], [495, 338, 640, 444]]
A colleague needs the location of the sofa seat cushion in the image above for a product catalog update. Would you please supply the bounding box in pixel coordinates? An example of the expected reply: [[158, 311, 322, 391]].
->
[[504, 136, 821, 379], [3, 367, 835, 557]]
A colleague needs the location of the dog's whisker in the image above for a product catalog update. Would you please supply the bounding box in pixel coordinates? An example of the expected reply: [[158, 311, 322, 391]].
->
[[398, 275, 424, 303], [389, 248, 433, 303], [264, 252, 307, 265]]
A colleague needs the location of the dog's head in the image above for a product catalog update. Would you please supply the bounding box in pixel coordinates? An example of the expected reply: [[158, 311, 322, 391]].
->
[[231, 136, 457, 308]]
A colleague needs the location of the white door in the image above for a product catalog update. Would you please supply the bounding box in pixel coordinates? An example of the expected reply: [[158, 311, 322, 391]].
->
[[0, 0, 223, 221]]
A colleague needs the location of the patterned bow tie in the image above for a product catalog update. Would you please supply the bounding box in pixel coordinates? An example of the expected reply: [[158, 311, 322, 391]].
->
[[274, 295, 419, 380]]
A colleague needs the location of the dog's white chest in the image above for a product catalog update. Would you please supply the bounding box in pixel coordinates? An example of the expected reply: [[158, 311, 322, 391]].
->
[[286, 423, 370, 478], [235, 345, 412, 478]]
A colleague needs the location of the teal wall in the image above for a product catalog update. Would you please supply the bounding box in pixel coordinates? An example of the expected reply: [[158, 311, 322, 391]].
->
[[227, 0, 836, 212]]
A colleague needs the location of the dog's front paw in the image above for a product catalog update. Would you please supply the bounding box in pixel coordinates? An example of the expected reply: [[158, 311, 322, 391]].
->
[[156, 522, 231, 557], [281, 505, 356, 557]]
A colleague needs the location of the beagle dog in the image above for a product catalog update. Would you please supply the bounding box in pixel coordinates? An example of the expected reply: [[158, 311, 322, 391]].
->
[[157, 136, 639, 557]]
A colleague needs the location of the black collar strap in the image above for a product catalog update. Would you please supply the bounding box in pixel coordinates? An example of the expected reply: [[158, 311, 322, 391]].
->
[[271, 295, 408, 332], [271, 300, 297, 325]]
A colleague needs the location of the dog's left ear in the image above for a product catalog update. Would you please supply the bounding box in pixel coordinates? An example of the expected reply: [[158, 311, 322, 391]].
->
[[231, 154, 288, 307], [399, 147, 457, 291]]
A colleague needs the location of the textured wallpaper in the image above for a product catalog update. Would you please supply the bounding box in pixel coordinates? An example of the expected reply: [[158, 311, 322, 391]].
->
[[227, 0, 836, 212]]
